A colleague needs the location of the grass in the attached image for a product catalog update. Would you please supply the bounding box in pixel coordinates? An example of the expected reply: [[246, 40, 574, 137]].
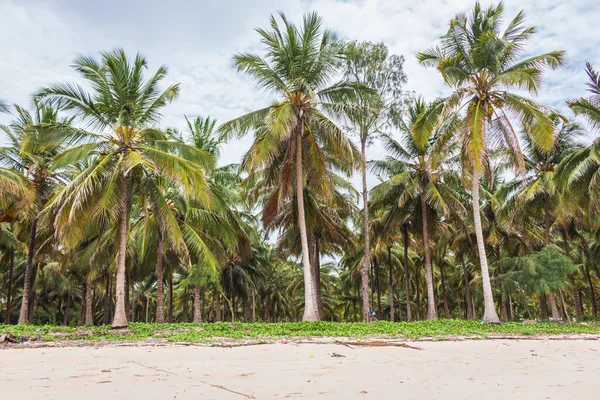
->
[[1, 320, 599, 344]]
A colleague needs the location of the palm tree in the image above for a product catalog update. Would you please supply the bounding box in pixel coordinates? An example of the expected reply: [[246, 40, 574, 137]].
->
[[343, 41, 406, 321], [0, 103, 75, 324], [418, 2, 563, 322], [36, 49, 212, 327], [568, 63, 600, 131], [370, 99, 463, 319], [219, 12, 364, 321]]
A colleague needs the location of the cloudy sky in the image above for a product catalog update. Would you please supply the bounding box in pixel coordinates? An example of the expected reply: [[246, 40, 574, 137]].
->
[[1, 0, 598, 188]]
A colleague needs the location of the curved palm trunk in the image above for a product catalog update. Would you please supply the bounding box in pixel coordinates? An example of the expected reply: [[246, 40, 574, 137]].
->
[[155, 226, 165, 323], [112, 174, 130, 328], [193, 284, 202, 323], [420, 196, 437, 320], [360, 137, 372, 322], [18, 218, 38, 324], [85, 281, 93, 325], [403, 225, 412, 322], [4, 247, 14, 324], [297, 119, 319, 321], [471, 167, 500, 323]]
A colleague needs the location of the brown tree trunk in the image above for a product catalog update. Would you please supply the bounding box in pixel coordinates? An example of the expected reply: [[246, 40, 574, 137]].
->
[[375, 256, 382, 319], [388, 246, 395, 322], [360, 137, 371, 322], [420, 196, 437, 320], [549, 293, 561, 320], [155, 225, 165, 323], [559, 288, 570, 322], [63, 295, 71, 326], [403, 225, 412, 322], [112, 174, 130, 328], [314, 234, 323, 317], [215, 290, 221, 322], [85, 281, 93, 325], [168, 272, 174, 322], [4, 247, 14, 324], [77, 286, 85, 326], [463, 262, 475, 320], [18, 218, 37, 324], [439, 260, 450, 319], [182, 287, 189, 323], [145, 295, 149, 323], [471, 167, 500, 323], [296, 116, 319, 321], [103, 273, 110, 325], [584, 262, 597, 317], [540, 294, 549, 320], [561, 229, 583, 319], [193, 284, 201, 323], [252, 288, 256, 323]]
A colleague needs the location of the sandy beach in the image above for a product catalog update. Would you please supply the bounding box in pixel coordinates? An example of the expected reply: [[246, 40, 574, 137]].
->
[[2, 339, 599, 399]]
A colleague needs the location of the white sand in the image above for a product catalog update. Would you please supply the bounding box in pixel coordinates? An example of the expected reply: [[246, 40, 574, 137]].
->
[[2, 339, 599, 399]]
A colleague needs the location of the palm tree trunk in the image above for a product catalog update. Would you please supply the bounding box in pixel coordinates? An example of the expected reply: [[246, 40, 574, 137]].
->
[[4, 247, 14, 324], [193, 284, 201, 323], [215, 290, 221, 322], [77, 289, 85, 326], [103, 273, 111, 325], [18, 218, 38, 324], [375, 256, 382, 319], [252, 288, 256, 323], [85, 281, 93, 325], [420, 196, 437, 320], [558, 288, 570, 322], [296, 118, 319, 321], [561, 229, 583, 319], [168, 273, 174, 322], [403, 225, 412, 322], [112, 174, 130, 328], [584, 262, 597, 317], [388, 245, 395, 322], [463, 262, 474, 320], [540, 294, 549, 320], [471, 167, 500, 323], [182, 287, 188, 323], [548, 293, 561, 320], [543, 196, 562, 321], [440, 260, 450, 319], [314, 234, 323, 317], [360, 137, 371, 322], [155, 225, 164, 323], [145, 296, 149, 323], [63, 295, 71, 326]]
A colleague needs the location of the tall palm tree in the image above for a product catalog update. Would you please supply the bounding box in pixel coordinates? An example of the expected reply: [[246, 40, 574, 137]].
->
[[513, 117, 583, 319], [417, 2, 563, 322], [343, 41, 406, 321], [36, 49, 212, 327], [0, 103, 75, 324], [370, 99, 463, 319], [219, 12, 364, 321]]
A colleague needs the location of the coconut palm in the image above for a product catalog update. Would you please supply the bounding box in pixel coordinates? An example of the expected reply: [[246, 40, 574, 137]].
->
[[370, 99, 463, 319], [35, 49, 213, 327], [219, 12, 365, 321], [417, 2, 564, 322], [568, 63, 600, 131], [0, 103, 76, 324], [343, 41, 406, 321]]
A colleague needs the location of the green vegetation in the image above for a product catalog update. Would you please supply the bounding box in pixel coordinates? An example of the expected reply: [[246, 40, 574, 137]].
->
[[2, 320, 598, 343], [1, 2, 600, 332]]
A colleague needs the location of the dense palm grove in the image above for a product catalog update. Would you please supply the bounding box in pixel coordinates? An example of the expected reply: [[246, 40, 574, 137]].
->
[[1, 3, 599, 327]]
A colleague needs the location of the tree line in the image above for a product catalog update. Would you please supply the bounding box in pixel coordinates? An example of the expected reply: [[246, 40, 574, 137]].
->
[[1, 2, 599, 327]]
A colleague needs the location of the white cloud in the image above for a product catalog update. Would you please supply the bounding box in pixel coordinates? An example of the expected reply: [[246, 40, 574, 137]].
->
[[1, 0, 598, 184]]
